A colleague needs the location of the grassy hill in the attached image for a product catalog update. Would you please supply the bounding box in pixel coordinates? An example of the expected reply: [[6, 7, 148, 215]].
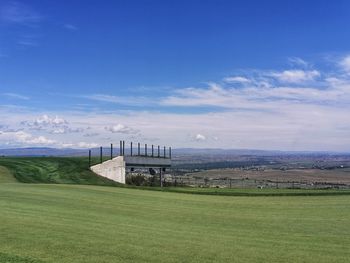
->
[[0, 157, 350, 262], [0, 157, 117, 186], [0, 183, 349, 263]]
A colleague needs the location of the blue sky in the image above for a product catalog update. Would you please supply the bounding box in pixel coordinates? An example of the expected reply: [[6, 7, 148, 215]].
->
[[1, 0, 350, 151]]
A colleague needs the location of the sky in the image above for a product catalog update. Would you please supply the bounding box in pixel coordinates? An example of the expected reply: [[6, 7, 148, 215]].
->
[[0, 0, 350, 151]]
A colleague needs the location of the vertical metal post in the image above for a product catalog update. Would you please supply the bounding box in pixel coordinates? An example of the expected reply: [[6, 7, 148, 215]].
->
[[158, 145, 160, 157], [152, 145, 154, 157], [131, 142, 133, 156], [122, 141, 125, 156], [138, 142, 140, 155], [88, 150, 91, 167], [110, 143, 113, 160], [169, 147, 171, 159], [100, 146, 103, 164], [163, 146, 166, 158], [119, 141, 122, 156], [160, 168, 163, 187], [145, 144, 147, 156]]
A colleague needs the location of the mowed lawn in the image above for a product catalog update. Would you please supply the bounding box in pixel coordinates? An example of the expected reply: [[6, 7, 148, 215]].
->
[[0, 183, 349, 263]]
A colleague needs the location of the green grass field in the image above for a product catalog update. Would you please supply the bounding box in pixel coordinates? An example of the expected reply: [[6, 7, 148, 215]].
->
[[0, 157, 117, 186], [0, 157, 350, 262]]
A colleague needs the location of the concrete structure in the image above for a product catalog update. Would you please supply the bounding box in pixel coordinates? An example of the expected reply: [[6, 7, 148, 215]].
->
[[90, 155, 171, 184], [91, 156, 126, 184]]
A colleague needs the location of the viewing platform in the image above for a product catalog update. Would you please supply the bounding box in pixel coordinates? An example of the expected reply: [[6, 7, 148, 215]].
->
[[89, 141, 171, 185]]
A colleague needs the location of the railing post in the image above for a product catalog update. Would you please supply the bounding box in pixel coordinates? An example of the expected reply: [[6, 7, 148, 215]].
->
[[110, 143, 113, 160], [169, 147, 171, 159], [88, 149, 91, 167], [131, 142, 133, 156], [152, 145, 154, 157], [100, 146, 103, 164], [145, 144, 147, 156], [122, 141, 125, 156], [138, 142, 140, 155], [119, 141, 122, 156], [158, 145, 160, 157], [163, 146, 166, 158]]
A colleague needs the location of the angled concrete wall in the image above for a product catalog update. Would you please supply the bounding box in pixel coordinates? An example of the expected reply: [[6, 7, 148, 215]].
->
[[90, 155, 171, 184], [90, 156, 126, 184]]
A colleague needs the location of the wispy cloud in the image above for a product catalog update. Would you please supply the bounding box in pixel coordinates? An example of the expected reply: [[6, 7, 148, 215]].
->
[[63, 23, 78, 31], [288, 57, 309, 68], [223, 76, 251, 84], [3, 93, 30, 100], [84, 94, 152, 106], [0, 1, 42, 26], [17, 40, 37, 46], [270, 69, 320, 83], [0, 1, 43, 52]]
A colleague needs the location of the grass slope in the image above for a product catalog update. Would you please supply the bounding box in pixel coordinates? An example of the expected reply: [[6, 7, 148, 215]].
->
[[0, 165, 17, 183], [0, 157, 117, 186], [0, 183, 349, 263]]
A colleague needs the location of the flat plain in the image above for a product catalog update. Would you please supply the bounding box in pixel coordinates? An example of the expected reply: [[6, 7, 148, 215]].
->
[[186, 168, 350, 184]]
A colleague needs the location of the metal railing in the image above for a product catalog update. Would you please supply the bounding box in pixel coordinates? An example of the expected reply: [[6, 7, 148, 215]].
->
[[89, 141, 172, 166]]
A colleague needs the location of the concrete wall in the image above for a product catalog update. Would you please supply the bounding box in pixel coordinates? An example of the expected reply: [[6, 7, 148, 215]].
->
[[90, 156, 126, 184], [90, 155, 171, 184]]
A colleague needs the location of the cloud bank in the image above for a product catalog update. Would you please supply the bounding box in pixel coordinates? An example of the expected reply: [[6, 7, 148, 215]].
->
[[1, 56, 350, 151]]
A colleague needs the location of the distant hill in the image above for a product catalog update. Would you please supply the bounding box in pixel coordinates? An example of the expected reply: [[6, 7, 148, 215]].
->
[[0, 147, 87, 157], [0, 147, 348, 157]]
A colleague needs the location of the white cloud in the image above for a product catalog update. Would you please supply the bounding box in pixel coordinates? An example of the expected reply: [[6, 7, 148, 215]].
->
[[0, 129, 99, 149], [20, 114, 87, 135], [50, 127, 84, 134], [35, 114, 67, 126], [271, 70, 320, 83], [195, 134, 206, 141], [75, 142, 98, 148], [105, 124, 139, 135], [339, 55, 350, 73], [1, 104, 350, 150], [223, 76, 251, 83], [22, 114, 68, 128], [0, 130, 55, 146]]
